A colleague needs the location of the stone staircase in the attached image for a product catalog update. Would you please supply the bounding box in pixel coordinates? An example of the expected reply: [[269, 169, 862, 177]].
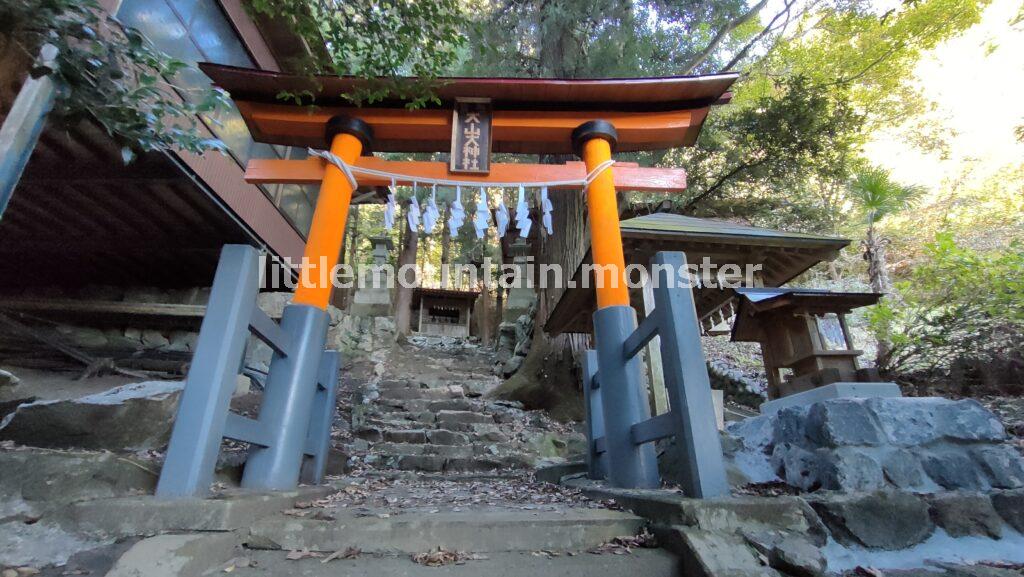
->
[[340, 336, 580, 475]]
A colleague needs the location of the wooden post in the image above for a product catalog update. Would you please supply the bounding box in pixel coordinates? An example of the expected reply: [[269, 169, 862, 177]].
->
[[292, 117, 372, 310], [642, 277, 669, 416], [579, 132, 629, 309]]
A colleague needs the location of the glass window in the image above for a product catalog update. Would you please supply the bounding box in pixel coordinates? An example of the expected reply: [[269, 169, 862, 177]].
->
[[117, 0, 199, 61], [277, 185, 315, 236], [118, 0, 311, 236], [188, 1, 253, 67], [168, 0, 201, 25]]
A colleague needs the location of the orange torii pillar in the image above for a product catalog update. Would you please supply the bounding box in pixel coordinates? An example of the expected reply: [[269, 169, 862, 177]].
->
[[241, 116, 372, 489], [573, 121, 660, 488]]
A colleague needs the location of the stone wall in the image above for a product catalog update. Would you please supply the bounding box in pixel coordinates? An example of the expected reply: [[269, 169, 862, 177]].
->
[[0, 285, 394, 375], [725, 396, 1024, 493]]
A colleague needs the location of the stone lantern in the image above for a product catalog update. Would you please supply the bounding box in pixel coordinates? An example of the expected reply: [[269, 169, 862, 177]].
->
[[350, 235, 394, 317]]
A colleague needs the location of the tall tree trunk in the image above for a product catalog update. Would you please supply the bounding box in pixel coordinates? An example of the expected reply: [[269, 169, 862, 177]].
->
[[340, 205, 360, 309], [863, 223, 892, 364], [393, 215, 419, 340], [478, 231, 492, 346], [864, 225, 891, 294], [440, 203, 452, 288], [347, 206, 360, 268]]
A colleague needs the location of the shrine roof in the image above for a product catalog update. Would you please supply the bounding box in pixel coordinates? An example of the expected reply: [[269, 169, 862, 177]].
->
[[198, 64, 738, 153], [731, 288, 882, 342], [544, 214, 851, 336], [413, 287, 481, 302], [619, 213, 847, 246], [200, 63, 738, 110]]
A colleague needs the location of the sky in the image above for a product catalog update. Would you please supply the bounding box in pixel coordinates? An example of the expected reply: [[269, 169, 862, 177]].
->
[[862, 0, 1024, 191]]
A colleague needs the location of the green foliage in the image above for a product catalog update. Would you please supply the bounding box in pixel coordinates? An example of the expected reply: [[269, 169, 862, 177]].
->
[[0, 0, 229, 160], [869, 233, 1024, 387], [752, 0, 989, 127], [246, 0, 468, 107], [849, 167, 926, 226], [675, 75, 863, 218]]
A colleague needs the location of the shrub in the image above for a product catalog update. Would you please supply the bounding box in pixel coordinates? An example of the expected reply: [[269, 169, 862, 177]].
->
[[870, 233, 1023, 393]]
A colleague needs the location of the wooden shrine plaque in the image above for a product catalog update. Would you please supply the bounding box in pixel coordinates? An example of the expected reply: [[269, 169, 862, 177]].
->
[[450, 98, 492, 174]]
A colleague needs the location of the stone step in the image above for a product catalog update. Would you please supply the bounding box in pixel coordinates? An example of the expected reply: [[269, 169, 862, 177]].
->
[[383, 429, 430, 444], [383, 387, 465, 401], [246, 509, 646, 554], [233, 548, 680, 576], [367, 441, 523, 460], [371, 442, 476, 458], [436, 410, 495, 427]]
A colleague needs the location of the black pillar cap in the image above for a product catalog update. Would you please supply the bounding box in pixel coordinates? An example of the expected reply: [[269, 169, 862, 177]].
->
[[571, 120, 618, 158], [325, 116, 374, 151]]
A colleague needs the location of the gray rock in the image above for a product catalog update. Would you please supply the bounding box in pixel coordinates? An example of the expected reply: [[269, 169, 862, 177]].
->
[[160, 330, 197, 353], [0, 369, 20, 388], [990, 489, 1024, 533], [0, 380, 183, 450], [445, 457, 505, 472], [502, 355, 524, 377], [971, 445, 1024, 489], [773, 444, 822, 492], [535, 460, 587, 484], [867, 397, 1005, 447], [881, 449, 927, 489], [436, 410, 494, 426], [53, 325, 108, 349], [921, 450, 986, 490], [513, 338, 531, 357], [769, 535, 826, 577], [383, 429, 427, 444], [396, 455, 446, 472], [773, 406, 810, 445], [809, 491, 933, 550], [927, 493, 1003, 538], [429, 399, 474, 412], [0, 449, 156, 518], [104, 328, 144, 350], [354, 426, 382, 442], [805, 400, 884, 447], [477, 430, 509, 443], [426, 429, 468, 445], [415, 410, 436, 424], [816, 448, 885, 492], [658, 526, 780, 577], [140, 329, 170, 349]]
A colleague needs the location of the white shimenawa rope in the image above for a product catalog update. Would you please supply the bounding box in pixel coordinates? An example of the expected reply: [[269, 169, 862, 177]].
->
[[308, 147, 615, 238], [308, 148, 616, 191]]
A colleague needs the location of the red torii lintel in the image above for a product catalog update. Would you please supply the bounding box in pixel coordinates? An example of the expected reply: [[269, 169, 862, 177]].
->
[[245, 157, 687, 193]]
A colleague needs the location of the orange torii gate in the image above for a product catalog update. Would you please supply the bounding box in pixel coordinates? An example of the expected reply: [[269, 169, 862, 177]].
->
[[157, 64, 737, 497]]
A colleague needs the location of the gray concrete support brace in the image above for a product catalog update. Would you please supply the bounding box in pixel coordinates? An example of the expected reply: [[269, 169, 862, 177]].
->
[[592, 305, 660, 489], [241, 304, 329, 490]]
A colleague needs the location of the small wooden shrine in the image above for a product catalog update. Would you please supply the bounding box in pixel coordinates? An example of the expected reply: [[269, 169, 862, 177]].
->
[[413, 287, 480, 338], [730, 288, 883, 399]]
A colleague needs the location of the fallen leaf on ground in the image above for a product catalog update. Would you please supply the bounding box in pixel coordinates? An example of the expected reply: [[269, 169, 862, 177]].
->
[[412, 547, 482, 566], [286, 548, 323, 561], [321, 547, 361, 563], [588, 531, 657, 555]]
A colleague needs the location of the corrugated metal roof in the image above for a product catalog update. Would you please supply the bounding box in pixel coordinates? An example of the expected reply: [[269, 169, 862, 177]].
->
[[734, 287, 831, 303]]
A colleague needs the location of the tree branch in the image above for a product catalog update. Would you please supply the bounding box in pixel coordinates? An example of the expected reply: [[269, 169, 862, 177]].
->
[[681, 158, 768, 212], [680, 0, 770, 74]]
